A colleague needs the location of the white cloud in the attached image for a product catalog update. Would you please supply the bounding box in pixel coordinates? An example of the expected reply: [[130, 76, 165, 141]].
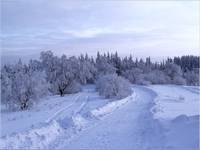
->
[[1, 0, 199, 62]]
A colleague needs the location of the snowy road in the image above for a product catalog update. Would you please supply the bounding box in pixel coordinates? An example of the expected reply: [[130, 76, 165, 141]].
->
[[56, 86, 165, 149]]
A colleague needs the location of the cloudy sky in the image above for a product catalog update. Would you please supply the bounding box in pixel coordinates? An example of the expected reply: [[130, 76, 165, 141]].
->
[[1, 0, 200, 63]]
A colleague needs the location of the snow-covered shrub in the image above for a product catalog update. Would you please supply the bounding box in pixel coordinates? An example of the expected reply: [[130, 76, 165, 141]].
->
[[136, 75, 151, 85], [121, 68, 143, 83], [172, 76, 186, 85], [184, 70, 199, 86], [163, 62, 187, 85], [65, 80, 81, 94], [144, 70, 170, 84], [121, 68, 148, 85], [96, 74, 132, 99], [164, 63, 182, 80]]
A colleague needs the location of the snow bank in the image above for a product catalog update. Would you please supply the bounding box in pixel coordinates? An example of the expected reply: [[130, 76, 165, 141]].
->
[[0, 114, 89, 149], [0, 120, 63, 149], [1, 94, 77, 137], [148, 85, 199, 150], [163, 115, 199, 149], [151, 99, 199, 119], [91, 92, 136, 118], [149, 85, 199, 119]]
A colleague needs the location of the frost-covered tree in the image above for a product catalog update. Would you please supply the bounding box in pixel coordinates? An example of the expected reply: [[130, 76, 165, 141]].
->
[[28, 59, 43, 71], [172, 76, 186, 85], [96, 74, 132, 99], [121, 68, 143, 83], [164, 62, 185, 84], [144, 70, 170, 84], [1, 60, 49, 110], [164, 62, 182, 79], [78, 57, 97, 84], [40, 52, 82, 96], [55, 56, 81, 96], [40, 51, 58, 87], [174, 56, 200, 71], [65, 80, 81, 94], [1, 65, 12, 107], [110, 52, 122, 75], [96, 52, 116, 75], [2, 50, 198, 112], [184, 70, 199, 85]]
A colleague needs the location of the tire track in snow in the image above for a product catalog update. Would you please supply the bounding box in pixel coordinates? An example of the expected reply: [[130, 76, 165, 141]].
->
[[0, 93, 90, 149], [47, 93, 90, 149], [45, 93, 82, 123], [58, 86, 166, 149], [73, 95, 89, 116]]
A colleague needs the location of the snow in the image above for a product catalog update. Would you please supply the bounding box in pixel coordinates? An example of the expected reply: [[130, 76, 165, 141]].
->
[[91, 92, 136, 118], [165, 115, 199, 149], [0, 85, 199, 149], [0, 85, 110, 149], [148, 85, 199, 119], [1, 94, 77, 136], [58, 86, 163, 149], [0, 121, 63, 149], [148, 85, 199, 149]]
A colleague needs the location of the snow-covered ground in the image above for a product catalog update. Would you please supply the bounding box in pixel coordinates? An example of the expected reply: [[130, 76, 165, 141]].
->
[[148, 85, 199, 149], [149, 85, 199, 119], [0, 85, 199, 149]]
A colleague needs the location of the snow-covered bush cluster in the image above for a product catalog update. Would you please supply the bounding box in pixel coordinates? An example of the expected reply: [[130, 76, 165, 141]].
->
[[1, 51, 199, 111], [1, 60, 49, 111], [96, 74, 132, 99]]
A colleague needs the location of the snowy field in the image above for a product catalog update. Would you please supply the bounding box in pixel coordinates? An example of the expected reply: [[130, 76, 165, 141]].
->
[[0, 85, 199, 149]]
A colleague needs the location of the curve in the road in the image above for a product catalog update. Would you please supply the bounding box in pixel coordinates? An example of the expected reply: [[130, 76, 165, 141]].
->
[[57, 86, 165, 150]]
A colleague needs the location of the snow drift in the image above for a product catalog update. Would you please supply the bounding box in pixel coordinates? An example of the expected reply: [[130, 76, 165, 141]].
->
[[0, 120, 62, 149], [91, 91, 136, 118]]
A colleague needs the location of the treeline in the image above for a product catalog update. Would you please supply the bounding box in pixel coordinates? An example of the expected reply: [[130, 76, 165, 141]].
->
[[1, 51, 199, 110]]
